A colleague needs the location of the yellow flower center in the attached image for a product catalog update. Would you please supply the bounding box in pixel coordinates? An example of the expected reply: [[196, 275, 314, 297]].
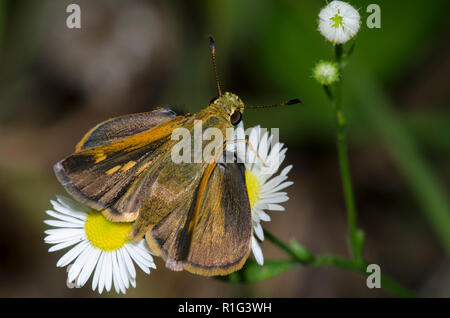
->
[[85, 212, 133, 251], [330, 13, 344, 29], [246, 170, 261, 209]]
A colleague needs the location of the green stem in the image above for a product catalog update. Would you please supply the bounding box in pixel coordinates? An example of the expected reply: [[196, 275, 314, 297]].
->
[[333, 44, 363, 263], [264, 230, 414, 298], [323, 85, 333, 100], [264, 230, 310, 262]]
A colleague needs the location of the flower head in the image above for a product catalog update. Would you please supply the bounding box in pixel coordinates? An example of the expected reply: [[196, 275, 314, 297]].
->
[[44, 196, 155, 294], [232, 123, 293, 265], [313, 60, 340, 85], [318, 1, 360, 44]]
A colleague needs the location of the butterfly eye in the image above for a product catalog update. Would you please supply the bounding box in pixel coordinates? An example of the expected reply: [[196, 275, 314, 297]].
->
[[209, 96, 219, 104], [230, 110, 242, 126]]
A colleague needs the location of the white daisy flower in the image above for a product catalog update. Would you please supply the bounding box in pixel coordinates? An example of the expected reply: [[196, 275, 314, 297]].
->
[[44, 195, 156, 294], [231, 122, 293, 265], [318, 1, 361, 44]]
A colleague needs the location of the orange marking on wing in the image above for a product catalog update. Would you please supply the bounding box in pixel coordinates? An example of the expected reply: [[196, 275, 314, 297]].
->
[[188, 161, 218, 233], [94, 153, 107, 163], [106, 165, 122, 175], [136, 161, 153, 174], [82, 116, 188, 157], [121, 160, 137, 172]]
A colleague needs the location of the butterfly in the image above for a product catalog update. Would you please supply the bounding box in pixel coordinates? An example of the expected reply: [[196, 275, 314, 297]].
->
[[54, 37, 300, 276]]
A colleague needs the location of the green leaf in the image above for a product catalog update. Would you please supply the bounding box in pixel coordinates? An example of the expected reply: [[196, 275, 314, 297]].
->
[[219, 259, 298, 283]]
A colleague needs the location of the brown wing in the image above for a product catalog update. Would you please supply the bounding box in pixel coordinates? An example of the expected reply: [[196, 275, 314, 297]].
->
[[54, 110, 189, 222], [76, 107, 179, 152], [144, 159, 252, 276]]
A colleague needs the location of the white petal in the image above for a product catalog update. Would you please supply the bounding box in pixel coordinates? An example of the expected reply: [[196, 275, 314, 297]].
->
[[261, 175, 288, 191], [98, 254, 107, 294], [68, 245, 93, 283], [56, 240, 89, 267], [93, 252, 106, 292], [119, 247, 136, 279], [77, 248, 101, 287], [258, 195, 289, 204], [133, 242, 155, 264], [252, 237, 264, 266], [45, 210, 85, 225], [50, 200, 87, 220], [44, 228, 84, 237], [235, 122, 246, 161], [263, 181, 293, 194], [116, 249, 131, 289], [253, 222, 264, 241], [104, 252, 113, 292], [252, 210, 260, 223], [259, 191, 288, 200], [44, 219, 84, 228], [280, 165, 293, 176], [56, 195, 90, 212], [45, 230, 85, 244], [124, 244, 150, 274], [266, 204, 285, 211], [111, 251, 125, 294], [258, 210, 271, 222], [48, 237, 83, 252], [258, 131, 269, 161], [113, 251, 127, 294]]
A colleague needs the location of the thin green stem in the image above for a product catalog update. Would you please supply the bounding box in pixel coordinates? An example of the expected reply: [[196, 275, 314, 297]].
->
[[333, 44, 363, 263], [264, 230, 415, 298], [264, 230, 302, 260], [323, 85, 333, 100]]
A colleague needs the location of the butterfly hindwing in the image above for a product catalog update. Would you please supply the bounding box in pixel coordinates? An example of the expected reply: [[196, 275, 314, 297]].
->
[[144, 158, 252, 276]]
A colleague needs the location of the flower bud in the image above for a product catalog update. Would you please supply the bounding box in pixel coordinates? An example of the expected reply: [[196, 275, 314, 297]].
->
[[313, 61, 340, 86]]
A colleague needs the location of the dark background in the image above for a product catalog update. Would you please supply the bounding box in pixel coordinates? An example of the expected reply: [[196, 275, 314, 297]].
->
[[0, 0, 449, 297]]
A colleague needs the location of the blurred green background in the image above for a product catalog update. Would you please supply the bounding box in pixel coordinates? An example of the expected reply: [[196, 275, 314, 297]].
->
[[0, 0, 449, 297]]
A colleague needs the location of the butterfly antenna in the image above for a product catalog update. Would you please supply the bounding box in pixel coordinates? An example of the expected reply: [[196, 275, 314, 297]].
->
[[246, 98, 302, 109], [209, 35, 222, 96]]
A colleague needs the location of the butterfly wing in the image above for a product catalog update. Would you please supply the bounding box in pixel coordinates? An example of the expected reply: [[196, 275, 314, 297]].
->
[[144, 158, 252, 276], [54, 108, 190, 221], [75, 107, 179, 152]]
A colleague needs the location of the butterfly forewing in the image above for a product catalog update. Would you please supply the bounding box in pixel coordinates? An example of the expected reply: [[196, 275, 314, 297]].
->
[[54, 108, 189, 221], [76, 107, 179, 152]]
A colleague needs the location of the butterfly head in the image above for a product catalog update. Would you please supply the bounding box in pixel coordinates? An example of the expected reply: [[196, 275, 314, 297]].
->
[[211, 92, 244, 126]]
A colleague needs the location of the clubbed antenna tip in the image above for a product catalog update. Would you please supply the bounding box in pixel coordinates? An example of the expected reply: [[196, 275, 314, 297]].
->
[[209, 35, 216, 55], [286, 99, 302, 105]]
